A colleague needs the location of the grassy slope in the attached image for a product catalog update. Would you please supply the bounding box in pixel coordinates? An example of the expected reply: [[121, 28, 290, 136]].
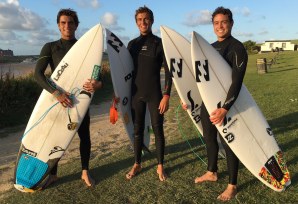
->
[[2, 52, 298, 203]]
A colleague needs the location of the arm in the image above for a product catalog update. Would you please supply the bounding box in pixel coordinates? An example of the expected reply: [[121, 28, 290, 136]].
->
[[159, 47, 173, 114], [34, 42, 73, 108], [210, 44, 248, 125]]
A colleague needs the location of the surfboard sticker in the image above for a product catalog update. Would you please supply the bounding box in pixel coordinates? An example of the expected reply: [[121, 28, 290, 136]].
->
[[259, 151, 290, 190]]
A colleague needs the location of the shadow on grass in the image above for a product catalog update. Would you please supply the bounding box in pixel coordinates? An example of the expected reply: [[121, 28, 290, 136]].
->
[[269, 111, 298, 136]]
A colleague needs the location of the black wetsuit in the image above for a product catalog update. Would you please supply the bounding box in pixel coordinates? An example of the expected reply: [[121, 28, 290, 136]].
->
[[34, 38, 99, 174], [128, 32, 172, 164], [201, 36, 247, 185]]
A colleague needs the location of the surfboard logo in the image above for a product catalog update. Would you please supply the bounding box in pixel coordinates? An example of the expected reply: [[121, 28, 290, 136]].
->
[[122, 97, 128, 106], [187, 90, 201, 123], [194, 60, 209, 82], [53, 62, 69, 81], [170, 58, 183, 78], [21, 147, 37, 157], [107, 32, 123, 53], [225, 133, 235, 143], [49, 146, 65, 156], [266, 128, 273, 136], [125, 72, 133, 82]]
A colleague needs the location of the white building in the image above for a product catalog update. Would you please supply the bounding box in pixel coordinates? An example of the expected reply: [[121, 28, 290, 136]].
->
[[260, 40, 295, 52]]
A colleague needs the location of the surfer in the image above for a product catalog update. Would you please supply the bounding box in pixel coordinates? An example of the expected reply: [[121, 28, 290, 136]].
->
[[34, 8, 102, 188], [183, 6, 248, 201], [125, 6, 172, 182]]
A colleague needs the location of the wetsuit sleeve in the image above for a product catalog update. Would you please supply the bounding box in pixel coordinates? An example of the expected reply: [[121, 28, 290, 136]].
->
[[34, 43, 56, 94], [162, 45, 172, 96], [222, 44, 247, 110]]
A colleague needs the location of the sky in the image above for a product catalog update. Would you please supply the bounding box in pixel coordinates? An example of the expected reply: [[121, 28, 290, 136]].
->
[[1, 0, 298, 55]]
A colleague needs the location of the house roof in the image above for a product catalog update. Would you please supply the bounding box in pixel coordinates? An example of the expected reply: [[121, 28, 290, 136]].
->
[[265, 40, 291, 42]]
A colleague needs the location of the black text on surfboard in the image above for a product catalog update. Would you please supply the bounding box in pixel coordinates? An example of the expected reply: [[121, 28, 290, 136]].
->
[[194, 60, 209, 82], [54, 62, 69, 81], [125, 72, 133, 82], [187, 90, 201, 123], [170, 58, 182, 78], [108, 32, 123, 53]]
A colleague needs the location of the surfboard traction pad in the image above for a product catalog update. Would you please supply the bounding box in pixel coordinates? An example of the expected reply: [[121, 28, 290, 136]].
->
[[259, 151, 290, 191]]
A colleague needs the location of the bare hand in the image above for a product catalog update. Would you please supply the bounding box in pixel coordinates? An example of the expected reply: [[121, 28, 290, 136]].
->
[[53, 90, 73, 108], [83, 79, 102, 93], [209, 108, 228, 126], [159, 95, 170, 114], [180, 100, 188, 110]]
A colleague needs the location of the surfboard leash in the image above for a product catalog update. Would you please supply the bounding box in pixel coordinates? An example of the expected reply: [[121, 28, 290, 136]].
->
[[175, 104, 207, 166], [21, 101, 59, 139], [22, 87, 84, 139]]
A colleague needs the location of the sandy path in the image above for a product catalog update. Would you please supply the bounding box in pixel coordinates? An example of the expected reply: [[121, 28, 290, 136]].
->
[[0, 101, 131, 194]]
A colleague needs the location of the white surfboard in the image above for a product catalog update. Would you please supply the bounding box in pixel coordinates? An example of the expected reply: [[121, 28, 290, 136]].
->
[[14, 24, 104, 192], [191, 31, 290, 192], [160, 26, 225, 158], [105, 29, 150, 150]]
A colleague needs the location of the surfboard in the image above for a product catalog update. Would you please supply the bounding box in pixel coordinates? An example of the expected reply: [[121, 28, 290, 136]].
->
[[160, 26, 225, 158], [14, 24, 104, 192], [191, 31, 290, 192], [105, 29, 151, 150]]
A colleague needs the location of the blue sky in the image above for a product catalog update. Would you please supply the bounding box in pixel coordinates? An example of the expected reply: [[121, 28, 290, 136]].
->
[[0, 0, 298, 55]]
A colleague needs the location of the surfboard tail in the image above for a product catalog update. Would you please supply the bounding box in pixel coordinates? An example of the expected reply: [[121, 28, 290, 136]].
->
[[259, 151, 291, 191]]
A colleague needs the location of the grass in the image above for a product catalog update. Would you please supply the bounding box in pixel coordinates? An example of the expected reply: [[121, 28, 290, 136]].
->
[[1, 51, 298, 203]]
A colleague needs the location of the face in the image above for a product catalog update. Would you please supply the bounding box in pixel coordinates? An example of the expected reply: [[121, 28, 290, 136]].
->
[[136, 12, 152, 35], [212, 14, 233, 42], [58, 15, 77, 40]]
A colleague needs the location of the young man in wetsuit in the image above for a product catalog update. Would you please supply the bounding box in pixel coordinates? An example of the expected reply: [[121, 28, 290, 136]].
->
[[193, 7, 248, 201], [34, 8, 102, 188], [125, 6, 172, 182]]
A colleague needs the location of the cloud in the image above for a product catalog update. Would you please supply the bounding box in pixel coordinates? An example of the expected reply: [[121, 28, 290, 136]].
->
[[232, 7, 251, 17], [0, 0, 47, 31], [234, 31, 254, 38], [101, 12, 124, 31], [183, 10, 212, 27], [259, 30, 269, 35], [72, 0, 100, 9]]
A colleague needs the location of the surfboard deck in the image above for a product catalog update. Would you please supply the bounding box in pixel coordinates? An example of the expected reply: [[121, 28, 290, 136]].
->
[[160, 26, 225, 158], [14, 24, 104, 192], [106, 29, 151, 150], [191, 31, 290, 192]]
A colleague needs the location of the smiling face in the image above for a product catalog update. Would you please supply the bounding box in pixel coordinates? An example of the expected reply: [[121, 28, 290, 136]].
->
[[136, 12, 153, 35], [58, 15, 78, 40], [212, 13, 233, 42]]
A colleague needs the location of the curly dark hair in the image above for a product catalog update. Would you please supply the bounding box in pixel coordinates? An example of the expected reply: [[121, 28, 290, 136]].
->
[[211, 6, 233, 23], [57, 8, 80, 27], [134, 5, 154, 23]]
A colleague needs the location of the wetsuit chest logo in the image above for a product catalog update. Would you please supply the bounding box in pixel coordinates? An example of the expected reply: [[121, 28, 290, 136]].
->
[[54, 62, 69, 81], [142, 46, 147, 51]]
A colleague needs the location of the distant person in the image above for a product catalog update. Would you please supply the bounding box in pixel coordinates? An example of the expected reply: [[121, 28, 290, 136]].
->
[[185, 6, 248, 201], [125, 6, 172, 181], [34, 8, 102, 188]]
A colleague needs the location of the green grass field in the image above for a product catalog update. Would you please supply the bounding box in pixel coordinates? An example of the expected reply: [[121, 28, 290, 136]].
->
[[2, 51, 298, 203]]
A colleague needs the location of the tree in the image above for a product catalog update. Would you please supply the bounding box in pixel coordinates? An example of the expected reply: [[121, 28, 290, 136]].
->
[[243, 40, 258, 54]]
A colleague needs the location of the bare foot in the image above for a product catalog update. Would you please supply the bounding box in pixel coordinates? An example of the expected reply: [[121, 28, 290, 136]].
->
[[81, 170, 95, 187], [42, 174, 58, 189], [194, 171, 217, 183], [217, 184, 237, 202], [157, 164, 167, 182], [126, 163, 142, 180]]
